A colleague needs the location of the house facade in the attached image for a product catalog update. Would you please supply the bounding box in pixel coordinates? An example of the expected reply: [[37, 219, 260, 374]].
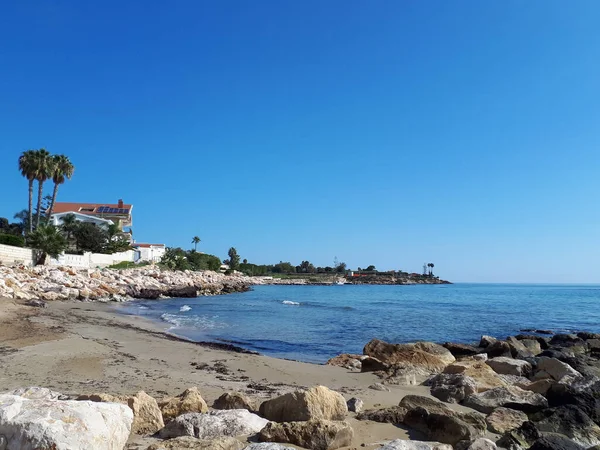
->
[[49, 211, 114, 229], [132, 243, 166, 263], [50, 199, 133, 231]]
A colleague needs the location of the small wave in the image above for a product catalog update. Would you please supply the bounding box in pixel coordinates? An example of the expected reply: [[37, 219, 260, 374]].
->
[[161, 313, 182, 328], [138, 305, 149, 310], [180, 305, 192, 312], [282, 300, 300, 306]]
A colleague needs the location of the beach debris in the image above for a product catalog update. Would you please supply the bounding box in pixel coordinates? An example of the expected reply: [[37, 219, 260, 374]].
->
[[346, 397, 363, 413], [0, 393, 132, 450], [258, 419, 354, 450], [464, 386, 548, 414], [258, 385, 348, 423], [24, 299, 47, 308], [158, 409, 268, 440], [485, 407, 529, 434], [213, 392, 258, 412], [159, 387, 208, 422]]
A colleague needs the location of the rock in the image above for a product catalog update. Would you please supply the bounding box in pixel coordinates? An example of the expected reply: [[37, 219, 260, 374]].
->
[[480, 336, 498, 348], [403, 407, 486, 445], [369, 383, 390, 391], [214, 392, 258, 412], [497, 421, 541, 450], [529, 434, 587, 450], [159, 409, 269, 439], [77, 393, 128, 403], [413, 342, 456, 365], [545, 382, 600, 424], [24, 299, 47, 308], [360, 356, 389, 372], [0, 394, 132, 450], [146, 436, 244, 450], [128, 390, 164, 435], [8, 387, 68, 400], [443, 342, 481, 357], [532, 405, 600, 447], [398, 395, 452, 415], [550, 334, 586, 348], [381, 364, 423, 385], [464, 386, 548, 414], [363, 339, 450, 374], [507, 336, 535, 358], [428, 373, 478, 403], [521, 339, 543, 355], [356, 406, 407, 424], [517, 379, 555, 396], [459, 438, 497, 450], [380, 440, 453, 450], [346, 397, 363, 413], [258, 385, 347, 422], [578, 332, 600, 340], [326, 354, 363, 371], [535, 357, 582, 382], [258, 419, 353, 450], [486, 357, 532, 377], [473, 353, 488, 362], [443, 360, 507, 392], [243, 444, 297, 450], [485, 407, 528, 434], [159, 387, 208, 422], [485, 340, 512, 358]]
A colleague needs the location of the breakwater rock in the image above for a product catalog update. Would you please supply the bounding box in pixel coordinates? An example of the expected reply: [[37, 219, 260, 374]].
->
[[0, 265, 253, 302]]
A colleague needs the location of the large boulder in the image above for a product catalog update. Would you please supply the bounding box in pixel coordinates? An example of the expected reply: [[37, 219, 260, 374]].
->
[[400, 395, 486, 445], [0, 394, 132, 450], [533, 405, 600, 447], [214, 392, 258, 412], [363, 339, 450, 374], [147, 436, 244, 450], [486, 357, 532, 377], [159, 387, 208, 422], [159, 409, 268, 439], [535, 357, 582, 383], [464, 386, 548, 414], [443, 360, 507, 392], [485, 340, 512, 358], [545, 382, 600, 423], [443, 342, 481, 357], [356, 406, 407, 424], [506, 336, 535, 359], [413, 342, 456, 365], [496, 421, 541, 450], [485, 407, 528, 434], [380, 440, 453, 450], [258, 386, 347, 422], [403, 407, 486, 445], [529, 434, 587, 450], [457, 438, 497, 450], [128, 391, 164, 435], [326, 354, 363, 371], [258, 419, 353, 450], [428, 373, 478, 403]]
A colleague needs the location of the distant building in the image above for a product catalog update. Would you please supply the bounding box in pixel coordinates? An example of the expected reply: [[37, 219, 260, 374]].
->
[[132, 243, 166, 263], [50, 199, 133, 231], [49, 211, 114, 229]]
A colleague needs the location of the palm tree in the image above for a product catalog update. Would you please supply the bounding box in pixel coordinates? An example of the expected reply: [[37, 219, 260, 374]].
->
[[192, 236, 201, 251], [60, 213, 78, 250], [32, 149, 53, 228], [18, 150, 38, 233], [46, 154, 74, 221], [27, 224, 67, 265]]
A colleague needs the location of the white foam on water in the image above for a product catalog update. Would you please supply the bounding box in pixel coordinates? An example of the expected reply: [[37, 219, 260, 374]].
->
[[138, 305, 149, 310], [180, 305, 192, 312], [282, 300, 300, 306], [160, 313, 225, 331]]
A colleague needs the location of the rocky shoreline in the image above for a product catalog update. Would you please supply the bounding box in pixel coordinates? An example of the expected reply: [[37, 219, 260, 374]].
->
[[2, 317, 600, 449]]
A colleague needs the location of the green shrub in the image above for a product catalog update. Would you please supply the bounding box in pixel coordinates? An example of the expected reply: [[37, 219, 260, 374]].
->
[[0, 233, 25, 247]]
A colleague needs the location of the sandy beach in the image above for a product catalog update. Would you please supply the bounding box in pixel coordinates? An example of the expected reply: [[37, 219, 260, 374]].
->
[[0, 296, 461, 449]]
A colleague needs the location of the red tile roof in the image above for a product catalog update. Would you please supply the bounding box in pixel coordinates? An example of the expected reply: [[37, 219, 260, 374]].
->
[[51, 202, 132, 215]]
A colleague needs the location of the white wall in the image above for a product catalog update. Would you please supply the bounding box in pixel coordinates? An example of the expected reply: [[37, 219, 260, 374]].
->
[[0, 243, 34, 266], [136, 246, 165, 263]]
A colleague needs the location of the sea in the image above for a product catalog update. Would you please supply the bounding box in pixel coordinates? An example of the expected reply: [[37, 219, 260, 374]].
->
[[116, 284, 600, 364]]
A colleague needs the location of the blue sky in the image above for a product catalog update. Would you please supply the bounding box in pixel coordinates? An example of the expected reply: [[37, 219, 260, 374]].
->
[[1, 1, 599, 283]]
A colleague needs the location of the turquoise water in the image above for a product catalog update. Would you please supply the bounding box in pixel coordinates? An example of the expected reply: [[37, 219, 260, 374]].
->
[[118, 284, 600, 363]]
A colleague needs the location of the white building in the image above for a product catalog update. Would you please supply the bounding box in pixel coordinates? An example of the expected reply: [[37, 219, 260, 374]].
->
[[49, 211, 114, 229], [132, 243, 166, 263]]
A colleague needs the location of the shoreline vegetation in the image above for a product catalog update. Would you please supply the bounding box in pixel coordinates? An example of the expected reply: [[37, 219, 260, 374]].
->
[[0, 296, 598, 449]]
